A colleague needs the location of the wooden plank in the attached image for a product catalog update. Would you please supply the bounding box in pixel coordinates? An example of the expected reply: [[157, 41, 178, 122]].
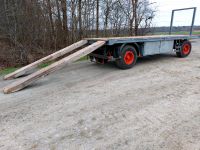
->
[[4, 40, 88, 80], [3, 41, 105, 94]]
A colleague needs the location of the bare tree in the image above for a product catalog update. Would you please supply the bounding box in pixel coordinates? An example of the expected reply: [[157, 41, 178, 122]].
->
[[78, 0, 82, 39], [55, 0, 62, 31], [61, 0, 68, 42], [46, 0, 55, 38], [96, 0, 99, 37]]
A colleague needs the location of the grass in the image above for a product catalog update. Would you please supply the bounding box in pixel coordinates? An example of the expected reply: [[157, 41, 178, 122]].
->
[[77, 56, 88, 61], [0, 67, 19, 76], [38, 61, 54, 69], [0, 62, 54, 76], [0, 56, 89, 76], [0, 62, 53, 76]]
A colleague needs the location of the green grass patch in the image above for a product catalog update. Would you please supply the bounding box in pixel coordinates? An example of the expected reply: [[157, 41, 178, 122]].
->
[[77, 56, 88, 61], [38, 61, 54, 69], [0, 56, 89, 76], [0, 62, 54, 76], [0, 67, 19, 76]]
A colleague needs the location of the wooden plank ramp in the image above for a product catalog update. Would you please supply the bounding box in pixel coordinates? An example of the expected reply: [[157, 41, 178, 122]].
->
[[3, 41, 105, 94], [4, 40, 88, 80]]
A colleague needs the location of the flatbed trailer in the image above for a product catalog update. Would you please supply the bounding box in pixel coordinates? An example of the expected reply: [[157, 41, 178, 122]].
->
[[87, 35, 200, 69]]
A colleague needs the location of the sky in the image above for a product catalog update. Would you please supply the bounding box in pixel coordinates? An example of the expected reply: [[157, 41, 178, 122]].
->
[[149, 0, 200, 27]]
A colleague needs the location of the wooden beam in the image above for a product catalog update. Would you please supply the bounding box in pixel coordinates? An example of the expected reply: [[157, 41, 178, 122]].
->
[[3, 41, 105, 94], [4, 40, 88, 80]]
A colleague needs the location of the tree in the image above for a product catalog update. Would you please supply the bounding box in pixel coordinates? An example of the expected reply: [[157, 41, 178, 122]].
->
[[103, 0, 112, 36], [78, 0, 82, 39], [55, 0, 62, 31], [133, 0, 138, 35], [96, 0, 99, 37], [61, 0, 68, 40], [46, 0, 55, 38]]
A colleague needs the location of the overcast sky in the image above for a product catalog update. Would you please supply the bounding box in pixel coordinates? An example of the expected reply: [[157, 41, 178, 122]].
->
[[149, 0, 200, 27]]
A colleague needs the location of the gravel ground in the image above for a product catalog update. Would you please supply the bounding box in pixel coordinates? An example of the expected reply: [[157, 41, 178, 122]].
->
[[0, 39, 200, 150]]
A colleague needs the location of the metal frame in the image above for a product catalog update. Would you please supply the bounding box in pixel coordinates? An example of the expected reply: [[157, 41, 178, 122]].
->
[[169, 7, 197, 35], [88, 35, 200, 46]]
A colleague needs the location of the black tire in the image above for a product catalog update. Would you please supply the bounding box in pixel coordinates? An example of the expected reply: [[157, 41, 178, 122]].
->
[[176, 41, 192, 58], [115, 45, 137, 69]]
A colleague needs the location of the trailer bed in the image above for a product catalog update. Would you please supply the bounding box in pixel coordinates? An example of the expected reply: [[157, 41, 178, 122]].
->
[[87, 35, 200, 45]]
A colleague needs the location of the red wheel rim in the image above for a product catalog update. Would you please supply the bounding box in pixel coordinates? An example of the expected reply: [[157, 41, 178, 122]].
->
[[182, 44, 190, 55], [124, 51, 134, 65]]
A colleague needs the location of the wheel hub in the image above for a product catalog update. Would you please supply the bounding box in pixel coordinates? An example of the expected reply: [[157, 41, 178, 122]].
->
[[182, 44, 190, 55], [124, 51, 134, 65]]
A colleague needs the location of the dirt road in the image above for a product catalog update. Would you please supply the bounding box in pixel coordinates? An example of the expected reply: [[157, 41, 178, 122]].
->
[[0, 40, 200, 150]]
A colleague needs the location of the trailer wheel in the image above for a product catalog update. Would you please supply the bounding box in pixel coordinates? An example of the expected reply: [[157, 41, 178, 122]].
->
[[176, 41, 192, 58], [116, 45, 137, 69]]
